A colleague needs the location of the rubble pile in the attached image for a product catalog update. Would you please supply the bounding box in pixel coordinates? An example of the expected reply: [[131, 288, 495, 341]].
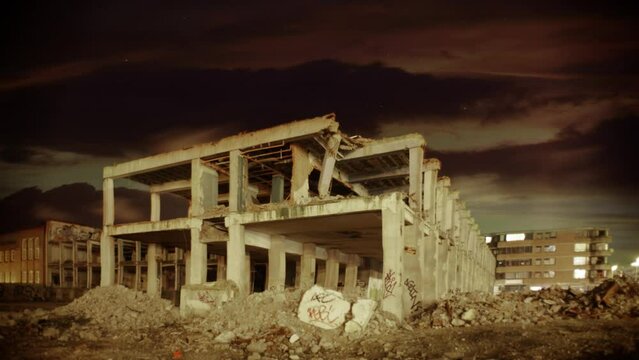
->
[[53, 285, 179, 331], [417, 276, 639, 328]]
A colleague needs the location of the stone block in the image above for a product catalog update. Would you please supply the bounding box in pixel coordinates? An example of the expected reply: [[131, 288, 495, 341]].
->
[[297, 285, 350, 330], [179, 280, 239, 317], [344, 298, 377, 333]]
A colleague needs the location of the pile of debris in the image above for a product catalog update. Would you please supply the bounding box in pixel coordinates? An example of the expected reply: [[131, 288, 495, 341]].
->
[[52, 285, 179, 331], [417, 276, 639, 328]]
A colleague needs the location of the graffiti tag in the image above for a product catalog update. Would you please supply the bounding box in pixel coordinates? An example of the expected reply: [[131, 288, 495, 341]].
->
[[404, 278, 422, 313], [383, 270, 397, 299], [307, 304, 338, 324], [311, 292, 336, 303]]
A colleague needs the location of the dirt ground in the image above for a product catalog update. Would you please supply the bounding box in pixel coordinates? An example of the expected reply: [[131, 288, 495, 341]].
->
[[1, 314, 638, 359], [2, 278, 639, 359]]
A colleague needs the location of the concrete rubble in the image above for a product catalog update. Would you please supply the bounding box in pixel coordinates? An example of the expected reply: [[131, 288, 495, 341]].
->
[[297, 285, 351, 330], [417, 276, 639, 329], [1, 276, 637, 358]]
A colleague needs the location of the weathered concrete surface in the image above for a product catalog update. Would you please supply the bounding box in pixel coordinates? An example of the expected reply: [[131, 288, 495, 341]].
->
[[297, 285, 351, 330], [344, 298, 377, 333], [179, 281, 239, 317]]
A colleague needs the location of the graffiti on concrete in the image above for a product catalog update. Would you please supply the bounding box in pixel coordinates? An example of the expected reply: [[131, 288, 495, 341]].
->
[[383, 269, 398, 299]]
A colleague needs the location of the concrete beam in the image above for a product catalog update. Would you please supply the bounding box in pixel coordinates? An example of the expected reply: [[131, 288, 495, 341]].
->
[[341, 134, 425, 161], [105, 114, 339, 179], [149, 179, 191, 194], [349, 166, 409, 183], [108, 218, 202, 237], [225, 194, 389, 226]]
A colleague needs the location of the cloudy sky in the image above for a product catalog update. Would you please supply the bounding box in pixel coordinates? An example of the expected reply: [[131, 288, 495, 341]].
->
[[1, 1, 637, 265]]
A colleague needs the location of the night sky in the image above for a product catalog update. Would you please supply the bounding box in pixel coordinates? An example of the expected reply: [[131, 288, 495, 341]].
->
[[1, 2, 637, 265]]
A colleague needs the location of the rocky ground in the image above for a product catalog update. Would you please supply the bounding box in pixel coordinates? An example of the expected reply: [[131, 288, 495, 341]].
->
[[1, 277, 639, 359]]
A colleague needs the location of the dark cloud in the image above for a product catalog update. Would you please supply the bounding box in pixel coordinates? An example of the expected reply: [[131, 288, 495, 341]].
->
[[434, 114, 639, 194], [0, 183, 188, 233], [1, 60, 520, 157]]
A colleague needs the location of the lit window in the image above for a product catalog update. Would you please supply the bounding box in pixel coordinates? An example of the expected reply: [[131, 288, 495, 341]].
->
[[10, 250, 15, 262], [535, 259, 541, 265], [22, 239, 27, 260], [28, 270, 33, 283], [574, 243, 588, 252], [21, 270, 27, 283], [485, 236, 492, 243], [544, 245, 556, 252], [573, 257, 588, 265], [574, 269, 587, 279], [530, 286, 543, 291], [544, 271, 556, 278], [34, 238, 40, 260], [35, 270, 40, 284], [533, 246, 542, 253], [543, 258, 555, 265], [4, 251, 8, 262], [506, 233, 526, 241], [28, 238, 34, 260]]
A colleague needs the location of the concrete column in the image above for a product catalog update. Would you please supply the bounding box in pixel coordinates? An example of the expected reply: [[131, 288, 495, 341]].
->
[[270, 174, 285, 203], [229, 150, 247, 212], [316, 261, 326, 286], [408, 146, 424, 212], [325, 249, 340, 290], [423, 232, 438, 303], [184, 251, 191, 284], [317, 135, 340, 198], [216, 255, 226, 281], [437, 236, 449, 297], [423, 159, 440, 224], [300, 243, 316, 289], [100, 177, 116, 286], [189, 227, 207, 285], [291, 144, 313, 204], [381, 195, 405, 320], [245, 252, 252, 294], [344, 254, 359, 295], [268, 236, 286, 290], [150, 192, 161, 221], [146, 243, 160, 297], [227, 221, 247, 294]]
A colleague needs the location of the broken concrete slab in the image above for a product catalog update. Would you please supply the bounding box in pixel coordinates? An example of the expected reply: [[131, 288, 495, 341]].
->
[[345, 299, 378, 333], [297, 285, 350, 330], [179, 280, 239, 317]]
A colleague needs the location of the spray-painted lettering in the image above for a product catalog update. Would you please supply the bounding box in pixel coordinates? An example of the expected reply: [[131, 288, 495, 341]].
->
[[404, 278, 422, 312], [383, 270, 397, 299], [306, 304, 338, 324]]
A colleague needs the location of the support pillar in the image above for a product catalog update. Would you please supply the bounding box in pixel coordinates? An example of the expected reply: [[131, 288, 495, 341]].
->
[[408, 146, 424, 211], [317, 135, 340, 198], [344, 254, 359, 295], [189, 227, 207, 285], [146, 243, 160, 297], [245, 252, 252, 294], [268, 236, 286, 290], [100, 177, 115, 286], [325, 249, 340, 290], [216, 255, 226, 281], [270, 175, 285, 203], [229, 150, 247, 212], [381, 195, 405, 320], [227, 221, 247, 294], [300, 243, 316, 289], [291, 144, 313, 204]]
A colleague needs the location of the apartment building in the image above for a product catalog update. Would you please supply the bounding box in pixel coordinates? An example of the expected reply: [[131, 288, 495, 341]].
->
[[486, 228, 613, 292]]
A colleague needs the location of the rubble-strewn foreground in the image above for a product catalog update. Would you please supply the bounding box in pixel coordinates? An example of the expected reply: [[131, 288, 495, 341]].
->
[[1, 277, 639, 359]]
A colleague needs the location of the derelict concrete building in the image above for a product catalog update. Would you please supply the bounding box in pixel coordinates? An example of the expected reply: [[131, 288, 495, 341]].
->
[[99, 114, 495, 319]]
